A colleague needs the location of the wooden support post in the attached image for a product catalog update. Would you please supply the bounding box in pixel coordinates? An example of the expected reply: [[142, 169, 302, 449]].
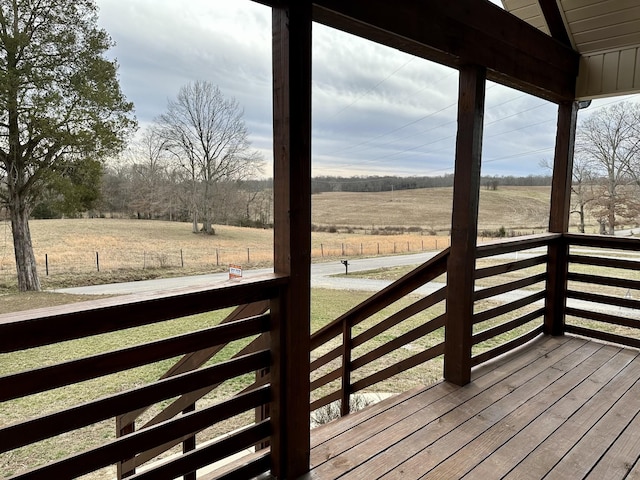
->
[[340, 319, 352, 417], [271, 2, 312, 478], [444, 65, 486, 386], [545, 101, 578, 336]]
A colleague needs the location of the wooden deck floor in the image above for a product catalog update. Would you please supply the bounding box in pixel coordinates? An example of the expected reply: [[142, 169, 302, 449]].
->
[[303, 335, 640, 479]]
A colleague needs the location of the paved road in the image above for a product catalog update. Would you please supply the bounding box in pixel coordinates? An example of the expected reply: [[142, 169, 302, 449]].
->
[[56, 245, 640, 311], [56, 251, 444, 296]]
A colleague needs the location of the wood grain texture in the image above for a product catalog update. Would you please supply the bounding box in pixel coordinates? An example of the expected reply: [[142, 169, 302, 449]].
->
[[303, 336, 640, 480], [444, 65, 486, 386], [271, 2, 313, 476]]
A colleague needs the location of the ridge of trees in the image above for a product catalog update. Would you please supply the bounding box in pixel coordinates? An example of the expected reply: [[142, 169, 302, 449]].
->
[[59, 173, 552, 228], [310, 174, 552, 193]]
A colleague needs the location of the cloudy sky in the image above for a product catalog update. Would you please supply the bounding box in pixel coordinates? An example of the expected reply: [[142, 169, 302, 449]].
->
[[95, 0, 638, 178]]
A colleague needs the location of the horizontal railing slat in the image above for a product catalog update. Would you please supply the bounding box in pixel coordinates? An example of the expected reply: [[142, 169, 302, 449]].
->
[[565, 325, 640, 349], [567, 290, 640, 311], [0, 351, 270, 453], [351, 343, 444, 393], [0, 275, 286, 353], [567, 272, 640, 291], [6, 386, 270, 480], [473, 291, 545, 325], [473, 308, 544, 345], [474, 273, 546, 301], [127, 420, 271, 480], [475, 255, 547, 280], [310, 390, 342, 412], [476, 233, 558, 258], [351, 314, 446, 370], [310, 367, 342, 392], [0, 314, 270, 402], [202, 450, 271, 480], [565, 233, 640, 251], [565, 307, 640, 330], [310, 345, 342, 373], [472, 326, 543, 366], [569, 254, 640, 271], [352, 287, 446, 348]]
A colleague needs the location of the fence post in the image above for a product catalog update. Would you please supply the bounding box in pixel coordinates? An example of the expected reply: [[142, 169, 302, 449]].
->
[[407, 241, 410, 252], [216, 248, 219, 266], [96, 252, 100, 272], [341, 243, 345, 256], [360, 243, 363, 255], [180, 249, 184, 267], [377, 243, 380, 255], [247, 248, 250, 263], [45, 254, 49, 276], [143, 251, 146, 269], [394, 242, 396, 253], [422, 240, 424, 250], [321, 243, 324, 257]]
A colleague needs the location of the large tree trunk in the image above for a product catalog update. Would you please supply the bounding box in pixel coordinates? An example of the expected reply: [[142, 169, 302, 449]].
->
[[191, 208, 198, 234], [202, 180, 214, 235], [11, 200, 40, 291]]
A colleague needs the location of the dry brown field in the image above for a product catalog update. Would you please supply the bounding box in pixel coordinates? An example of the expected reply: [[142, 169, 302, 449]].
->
[[311, 185, 554, 233], [0, 185, 591, 289]]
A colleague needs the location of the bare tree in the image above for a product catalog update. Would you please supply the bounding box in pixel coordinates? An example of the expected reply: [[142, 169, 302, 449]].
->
[[155, 81, 263, 234], [540, 156, 594, 233], [576, 102, 640, 234], [568, 156, 596, 233], [127, 129, 170, 219]]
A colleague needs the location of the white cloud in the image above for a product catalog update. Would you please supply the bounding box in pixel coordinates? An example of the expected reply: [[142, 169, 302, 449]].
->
[[95, 0, 639, 178]]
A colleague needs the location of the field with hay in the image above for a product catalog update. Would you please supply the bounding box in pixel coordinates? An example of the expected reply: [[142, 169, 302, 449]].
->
[[0, 185, 570, 290], [311, 185, 555, 233]]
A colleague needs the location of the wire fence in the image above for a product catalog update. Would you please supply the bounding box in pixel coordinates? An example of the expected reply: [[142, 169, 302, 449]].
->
[[0, 237, 452, 279]]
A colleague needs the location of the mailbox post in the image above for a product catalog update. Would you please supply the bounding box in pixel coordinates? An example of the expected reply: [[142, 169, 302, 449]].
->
[[341, 259, 349, 275]]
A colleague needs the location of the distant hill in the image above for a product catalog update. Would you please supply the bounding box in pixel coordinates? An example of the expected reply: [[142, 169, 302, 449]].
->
[[312, 186, 554, 234]]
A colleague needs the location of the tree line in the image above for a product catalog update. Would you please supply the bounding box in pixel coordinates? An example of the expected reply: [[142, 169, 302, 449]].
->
[[310, 174, 552, 193]]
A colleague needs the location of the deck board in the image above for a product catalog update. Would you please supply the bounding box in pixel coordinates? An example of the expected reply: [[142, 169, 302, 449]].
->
[[305, 335, 640, 479]]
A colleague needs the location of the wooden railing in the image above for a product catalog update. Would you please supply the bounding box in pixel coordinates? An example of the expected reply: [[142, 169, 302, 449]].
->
[[565, 233, 640, 348], [309, 234, 561, 418], [0, 275, 286, 480], [472, 234, 555, 365], [310, 249, 450, 416], [116, 301, 271, 478]]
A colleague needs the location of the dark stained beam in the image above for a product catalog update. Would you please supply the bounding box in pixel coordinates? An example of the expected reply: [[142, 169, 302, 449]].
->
[[538, 0, 572, 47], [545, 101, 578, 336], [271, 1, 313, 477], [549, 102, 578, 234], [312, 0, 579, 103], [444, 65, 486, 386]]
